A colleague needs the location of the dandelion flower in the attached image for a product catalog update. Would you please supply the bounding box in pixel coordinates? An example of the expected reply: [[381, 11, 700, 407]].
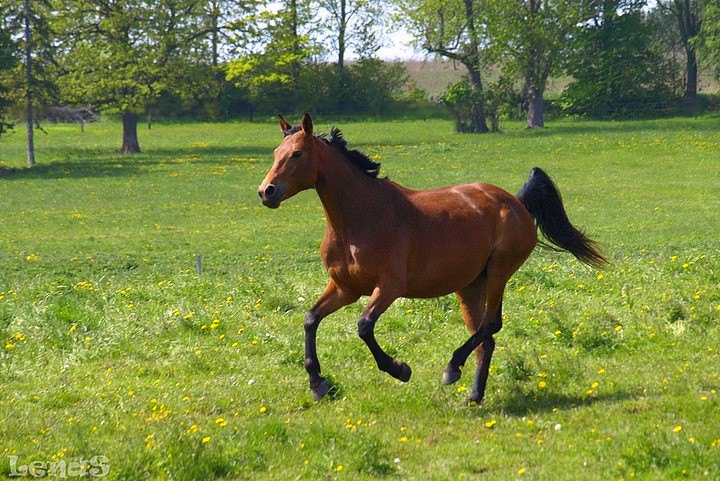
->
[[673, 425, 682, 433], [259, 406, 267, 414], [202, 436, 211, 443]]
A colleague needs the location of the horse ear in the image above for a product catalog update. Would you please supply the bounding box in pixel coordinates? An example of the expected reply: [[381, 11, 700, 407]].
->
[[278, 114, 292, 135], [301, 113, 313, 136]]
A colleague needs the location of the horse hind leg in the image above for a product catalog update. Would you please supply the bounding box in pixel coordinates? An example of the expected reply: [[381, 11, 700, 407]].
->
[[442, 266, 508, 405], [469, 304, 501, 404]]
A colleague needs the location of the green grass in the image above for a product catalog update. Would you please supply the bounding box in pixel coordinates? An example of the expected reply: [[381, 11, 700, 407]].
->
[[0, 116, 719, 480]]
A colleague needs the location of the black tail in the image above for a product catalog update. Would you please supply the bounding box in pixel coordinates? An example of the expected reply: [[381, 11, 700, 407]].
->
[[517, 167, 608, 268]]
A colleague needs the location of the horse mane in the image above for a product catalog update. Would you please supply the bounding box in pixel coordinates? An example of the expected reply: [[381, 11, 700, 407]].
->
[[285, 124, 381, 179], [322, 127, 381, 179]]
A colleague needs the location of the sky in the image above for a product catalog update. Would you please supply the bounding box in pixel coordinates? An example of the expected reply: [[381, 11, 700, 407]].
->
[[376, 30, 424, 61]]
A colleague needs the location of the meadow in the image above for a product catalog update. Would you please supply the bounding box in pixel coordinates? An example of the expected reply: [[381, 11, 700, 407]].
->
[[0, 115, 718, 480]]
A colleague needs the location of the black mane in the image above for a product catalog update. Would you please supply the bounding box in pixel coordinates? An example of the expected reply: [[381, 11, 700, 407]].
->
[[284, 124, 382, 179], [323, 127, 381, 179]]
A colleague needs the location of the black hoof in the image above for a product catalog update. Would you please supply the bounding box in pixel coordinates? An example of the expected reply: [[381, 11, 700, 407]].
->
[[394, 360, 412, 382], [311, 378, 332, 402], [441, 364, 462, 385], [468, 391, 484, 405]]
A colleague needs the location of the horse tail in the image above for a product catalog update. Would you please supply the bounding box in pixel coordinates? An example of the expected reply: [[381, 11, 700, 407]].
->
[[517, 167, 608, 268]]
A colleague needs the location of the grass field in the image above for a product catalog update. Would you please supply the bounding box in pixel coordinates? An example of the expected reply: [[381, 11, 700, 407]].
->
[[0, 116, 719, 480]]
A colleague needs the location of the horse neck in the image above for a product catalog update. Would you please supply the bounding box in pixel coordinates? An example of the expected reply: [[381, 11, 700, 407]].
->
[[314, 140, 389, 237]]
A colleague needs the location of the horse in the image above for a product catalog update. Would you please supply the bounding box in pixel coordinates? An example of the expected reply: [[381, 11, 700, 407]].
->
[[258, 114, 607, 404]]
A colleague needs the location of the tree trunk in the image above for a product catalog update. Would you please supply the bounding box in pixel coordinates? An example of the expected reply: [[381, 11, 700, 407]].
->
[[336, 0, 347, 113], [24, 0, 35, 167], [526, 86, 545, 128], [121, 112, 141, 153], [685, 47, 697, 103], [468, 69, 489, 133]]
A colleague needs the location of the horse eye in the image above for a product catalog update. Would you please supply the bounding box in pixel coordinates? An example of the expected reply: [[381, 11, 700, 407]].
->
[[291, 151, 302, 158]]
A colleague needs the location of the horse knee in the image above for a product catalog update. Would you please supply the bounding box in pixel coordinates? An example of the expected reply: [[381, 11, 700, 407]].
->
[[357, 316, 375, 339], [304, 311, 319, 331]]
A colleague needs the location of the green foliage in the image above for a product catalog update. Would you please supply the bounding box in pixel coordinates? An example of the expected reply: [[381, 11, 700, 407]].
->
[[399, 0, 493, 131], [344, 58, 409, 114], [486, 0, 586, 126], [0, 20, 15, 136], [560, 1, 676, 118], [442, 76, 519, 132], [699, 1, 720, 77], [54, 0, 217, 117], [0, 0, 58, 117], [441, 78, 485, 133]]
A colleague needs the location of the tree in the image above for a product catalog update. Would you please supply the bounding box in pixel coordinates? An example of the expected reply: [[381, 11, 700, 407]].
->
[[0, 18, 15, 138], [488, 0, 586, 128], [560, 0, 674, 118], [399, 0, 492, 132], [658, 0, 705, 103], [316, 0, 384, 111], [54, 0, 217, 153], [699, 1, 720, 77], [226, 0, 315, 114], [1, 0, 56, 166]]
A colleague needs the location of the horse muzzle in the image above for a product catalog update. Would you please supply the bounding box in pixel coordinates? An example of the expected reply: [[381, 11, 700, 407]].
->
[[258, 182, 285, 209]]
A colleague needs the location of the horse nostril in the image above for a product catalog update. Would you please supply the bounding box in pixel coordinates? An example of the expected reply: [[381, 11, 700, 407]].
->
[[264, 184, 277, 198]]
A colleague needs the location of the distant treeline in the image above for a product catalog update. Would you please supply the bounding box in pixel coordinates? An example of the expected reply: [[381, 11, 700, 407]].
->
[[1, 1, 720, 152]]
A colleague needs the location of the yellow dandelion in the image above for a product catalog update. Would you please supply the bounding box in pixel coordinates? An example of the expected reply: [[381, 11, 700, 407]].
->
[[259, 406, 267, 414], [484, 420, 497, 429], [398, 436, 408, 442], [202, 436, 211, 443], [538, 381, 547, 389], [518, 468, 526, 475], [336, 465, 343, 471], [673, 425, 682, 432]]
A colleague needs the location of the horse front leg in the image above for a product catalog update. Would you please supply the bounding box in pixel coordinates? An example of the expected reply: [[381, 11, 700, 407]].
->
[[305, 281, 358, 401], [357, 287, 412, 382]]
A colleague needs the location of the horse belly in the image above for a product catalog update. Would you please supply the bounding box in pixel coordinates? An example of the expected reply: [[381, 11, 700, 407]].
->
[[403, 185, 503, 297], [403, 224, 493, 298]]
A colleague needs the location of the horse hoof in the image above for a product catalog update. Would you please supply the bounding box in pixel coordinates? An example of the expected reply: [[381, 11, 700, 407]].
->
[[311, 378, 332, 402], [468, 392, 484, 405], [395, 361, 412, 382], [441, 365, 462, 385]]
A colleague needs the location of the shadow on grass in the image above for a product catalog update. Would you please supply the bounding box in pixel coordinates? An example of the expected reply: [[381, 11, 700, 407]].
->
[[0, 145, 269, 180], [494, 387, 639, 417], [513, 113, 720, 138]]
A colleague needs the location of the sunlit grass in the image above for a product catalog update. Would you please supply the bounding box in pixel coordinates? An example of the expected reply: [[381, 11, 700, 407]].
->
[[0, 116, 719, 480]]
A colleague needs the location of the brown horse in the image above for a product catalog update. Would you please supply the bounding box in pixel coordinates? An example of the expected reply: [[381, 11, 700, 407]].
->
[[258, 114, 606, 403]]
